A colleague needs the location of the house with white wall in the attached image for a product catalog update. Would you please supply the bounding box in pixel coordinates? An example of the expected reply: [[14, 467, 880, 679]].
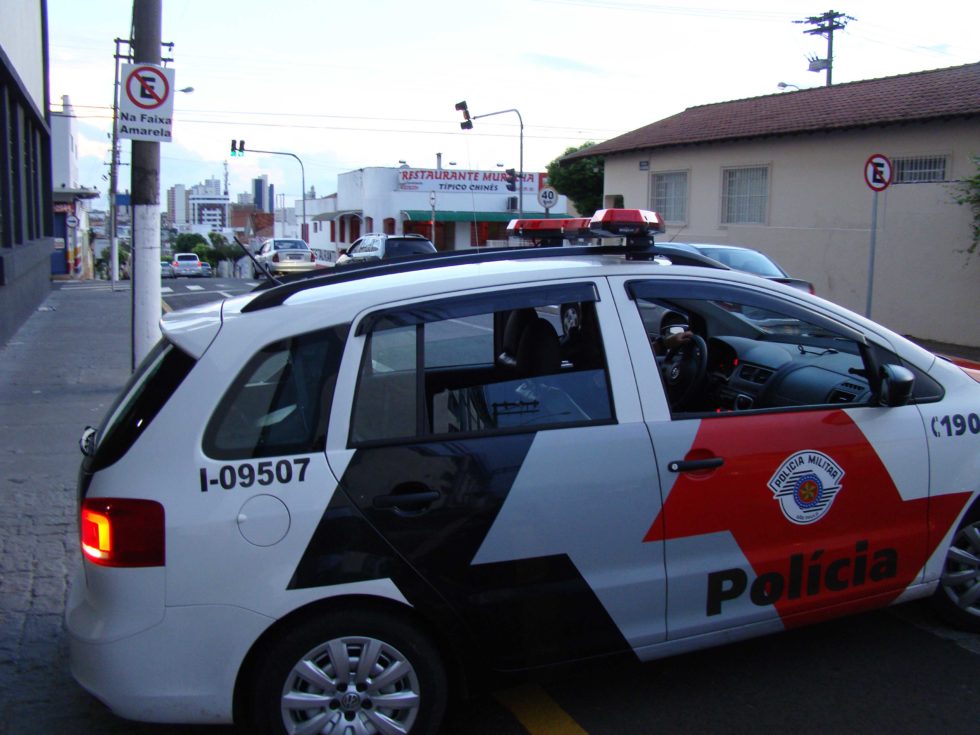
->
[[564, 62, 980, 347]]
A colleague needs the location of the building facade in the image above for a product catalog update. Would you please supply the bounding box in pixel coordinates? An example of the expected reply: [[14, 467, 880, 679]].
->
[[567, 63, 980, 347], [1, 0, 53, 346], [306, 165, 568, 262]]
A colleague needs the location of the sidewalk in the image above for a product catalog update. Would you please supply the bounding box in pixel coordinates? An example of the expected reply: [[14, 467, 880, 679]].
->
[[0, 283, 226, 734]]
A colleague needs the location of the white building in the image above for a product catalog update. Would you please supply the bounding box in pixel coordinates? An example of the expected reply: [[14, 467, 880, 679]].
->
[[187, 177, 229, 230], [305, 165, 568, 262], [568, 62, 980, 347]]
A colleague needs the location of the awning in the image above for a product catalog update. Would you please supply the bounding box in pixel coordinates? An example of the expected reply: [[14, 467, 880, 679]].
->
[[402, 210, 567, 223]]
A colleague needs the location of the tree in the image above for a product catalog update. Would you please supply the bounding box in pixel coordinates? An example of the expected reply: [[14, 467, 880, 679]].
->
[[174, 232, 208, 253], [546, 142, 604, 215], [951, 155, 980, 257]]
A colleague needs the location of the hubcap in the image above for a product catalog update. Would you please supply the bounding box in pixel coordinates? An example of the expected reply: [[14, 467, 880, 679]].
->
[[281, 635, 421, 734], [940, 520, 980, 618]]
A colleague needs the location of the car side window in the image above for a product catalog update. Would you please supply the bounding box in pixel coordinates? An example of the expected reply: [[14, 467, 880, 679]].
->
[[204, 325, 348, 459], [349, 286, 614, 445], [630, 281, 877, 416]]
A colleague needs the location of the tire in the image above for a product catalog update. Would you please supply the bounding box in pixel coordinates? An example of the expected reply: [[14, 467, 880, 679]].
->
[[244, 609, 448, 735], [931, 502, 980, 632]]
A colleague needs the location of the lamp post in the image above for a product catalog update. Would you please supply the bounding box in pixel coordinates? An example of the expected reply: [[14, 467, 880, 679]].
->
[[429, 191, 436, 244], [455, 102, 524, 218], [242, 145, 307, 240], [777, 82, 801, 91]]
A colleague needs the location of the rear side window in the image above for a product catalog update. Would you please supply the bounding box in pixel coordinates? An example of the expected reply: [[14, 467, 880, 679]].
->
[[350, 284, 614, 445], [204, 325, 348, 459], [91, 340, 196, 472]]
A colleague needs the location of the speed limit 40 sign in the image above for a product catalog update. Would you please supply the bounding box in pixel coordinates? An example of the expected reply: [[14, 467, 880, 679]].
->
[[537, 186, 558, 210]]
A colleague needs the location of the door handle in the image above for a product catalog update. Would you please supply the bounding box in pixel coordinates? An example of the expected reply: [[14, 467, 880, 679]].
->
[[668, 457, 724, 473], [373, 490, 441, 511]]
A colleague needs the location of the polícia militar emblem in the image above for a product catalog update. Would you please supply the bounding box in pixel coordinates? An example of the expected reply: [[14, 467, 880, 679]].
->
[[768, 450, 844, 525]]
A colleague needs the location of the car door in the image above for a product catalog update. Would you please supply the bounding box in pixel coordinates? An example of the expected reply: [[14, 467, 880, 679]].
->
[[322, 279, 669, 670], [612, 277, 937, 642]]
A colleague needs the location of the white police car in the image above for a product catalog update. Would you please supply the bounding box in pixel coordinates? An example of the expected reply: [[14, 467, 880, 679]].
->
[[68, 209, 980, 734]]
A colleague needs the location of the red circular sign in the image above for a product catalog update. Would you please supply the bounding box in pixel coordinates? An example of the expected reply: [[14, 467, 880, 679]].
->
[[864, 153, 893, 192], [125, 66, 169, 110]]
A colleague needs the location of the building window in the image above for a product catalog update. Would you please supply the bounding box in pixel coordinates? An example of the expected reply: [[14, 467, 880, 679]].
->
[[650, 171, 688, 224], [893, 155, 946, 184], [721, 166, 769, 225]]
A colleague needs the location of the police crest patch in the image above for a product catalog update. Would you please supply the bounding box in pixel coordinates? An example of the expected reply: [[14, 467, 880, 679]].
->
[[768, 450, 844, 525]]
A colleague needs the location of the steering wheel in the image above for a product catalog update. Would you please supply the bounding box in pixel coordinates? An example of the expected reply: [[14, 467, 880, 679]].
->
[[661, 334, 708, 410]]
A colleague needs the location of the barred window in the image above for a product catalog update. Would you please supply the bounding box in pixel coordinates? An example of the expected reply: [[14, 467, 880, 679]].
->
[[650, 171, 688, 223], [722, 166, 768, 224], [893, 156, 946, 184]]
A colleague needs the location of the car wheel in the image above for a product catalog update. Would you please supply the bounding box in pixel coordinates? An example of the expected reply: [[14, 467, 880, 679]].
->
[[244, 609, 447, 735], [932, 503, 980, 632]]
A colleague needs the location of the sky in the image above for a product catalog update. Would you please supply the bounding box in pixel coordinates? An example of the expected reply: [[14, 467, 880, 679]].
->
[[46, 0, 979, 211]]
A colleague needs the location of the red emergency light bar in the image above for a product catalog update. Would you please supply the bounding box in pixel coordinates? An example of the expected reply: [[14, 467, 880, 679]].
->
[[588, 209, 665, 236], [506, 217, 590, 238], [507, 209, 665, 241]]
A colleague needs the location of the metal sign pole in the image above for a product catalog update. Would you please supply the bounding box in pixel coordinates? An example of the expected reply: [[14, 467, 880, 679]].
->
[[865, 190, 878, 318]]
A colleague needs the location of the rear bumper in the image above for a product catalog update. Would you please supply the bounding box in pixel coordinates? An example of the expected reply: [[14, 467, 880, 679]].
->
[[67, 572, 273, 724]]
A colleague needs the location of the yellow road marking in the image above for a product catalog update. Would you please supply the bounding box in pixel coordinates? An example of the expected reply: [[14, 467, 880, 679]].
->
[[495, 683, 589, 735]]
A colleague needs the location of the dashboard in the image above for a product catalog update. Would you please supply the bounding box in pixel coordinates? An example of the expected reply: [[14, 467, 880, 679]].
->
[[705, 335, 872, 411]]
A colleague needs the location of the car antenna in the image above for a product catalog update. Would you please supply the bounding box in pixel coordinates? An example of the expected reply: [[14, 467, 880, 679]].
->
[[233, 235, 283, 286]]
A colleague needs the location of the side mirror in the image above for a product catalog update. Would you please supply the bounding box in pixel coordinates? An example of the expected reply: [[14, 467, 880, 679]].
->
[[878, 364, 915, 407], [338, 248, 348, 256]]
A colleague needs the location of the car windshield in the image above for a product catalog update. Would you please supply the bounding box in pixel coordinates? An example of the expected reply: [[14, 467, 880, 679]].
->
[[711, 300, 840, 338], [176, 254, 197, 262], [275, 240, 308, 250], [696, 247, 785, 277]]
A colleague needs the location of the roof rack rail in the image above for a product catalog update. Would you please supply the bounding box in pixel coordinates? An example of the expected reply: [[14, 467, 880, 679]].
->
[[242, 242, 728, 313]]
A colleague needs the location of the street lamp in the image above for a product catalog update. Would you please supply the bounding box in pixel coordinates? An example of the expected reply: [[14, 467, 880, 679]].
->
[[455, 101, 525, 218], [777, 82, 801, 91]]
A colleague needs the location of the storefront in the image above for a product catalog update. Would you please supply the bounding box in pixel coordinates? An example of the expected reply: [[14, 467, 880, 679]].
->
[[307, 166, 569, 259]]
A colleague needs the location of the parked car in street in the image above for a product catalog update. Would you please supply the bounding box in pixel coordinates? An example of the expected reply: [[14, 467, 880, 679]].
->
[[200, 262, 213, 278], [254, 238, 318, 276], [666, 242, 815, 294], [160, 261, 175, 279], [68, 209, 980, 735], [171, 253, 204, 278], [336, 233, 436, 266]]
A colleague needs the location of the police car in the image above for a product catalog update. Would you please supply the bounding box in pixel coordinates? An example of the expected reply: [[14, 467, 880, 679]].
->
[[68, 209, 980, 734]]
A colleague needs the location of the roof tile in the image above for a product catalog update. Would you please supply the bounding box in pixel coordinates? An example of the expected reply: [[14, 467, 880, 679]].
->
[[567, 63, 980, 160]]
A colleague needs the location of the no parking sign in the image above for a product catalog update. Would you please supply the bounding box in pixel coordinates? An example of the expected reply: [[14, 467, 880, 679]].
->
[[118, 63, 176, 142]]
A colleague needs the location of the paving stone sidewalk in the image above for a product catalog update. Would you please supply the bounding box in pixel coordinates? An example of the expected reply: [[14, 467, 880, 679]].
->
[[0, 284, 228, 734]]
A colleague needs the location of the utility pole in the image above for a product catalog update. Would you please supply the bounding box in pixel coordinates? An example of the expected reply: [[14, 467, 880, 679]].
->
[[130, 0, 163, 369], [794, 9, 855, 86], [108, 37, 131, 288]]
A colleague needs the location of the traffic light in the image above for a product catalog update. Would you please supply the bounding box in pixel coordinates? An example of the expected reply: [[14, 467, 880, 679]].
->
[[230, 139, 245, 157], [504, 168, 517, 191], [455, 101, 473, 130]]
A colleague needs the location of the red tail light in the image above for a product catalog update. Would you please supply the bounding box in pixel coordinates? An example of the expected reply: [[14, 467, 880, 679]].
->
[[309, 251, 316, 262], [272, 253, 280, 262], [81, 498, 165, 567]]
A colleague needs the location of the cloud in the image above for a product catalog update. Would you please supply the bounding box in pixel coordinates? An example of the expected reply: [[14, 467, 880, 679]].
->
[[520, 53, 605, 75]]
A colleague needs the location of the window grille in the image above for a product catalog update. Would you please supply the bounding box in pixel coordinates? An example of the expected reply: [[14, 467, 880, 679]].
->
[[722, 166, 768, 224], [893, 156, 946, 183], [650, 171, 688, 223]]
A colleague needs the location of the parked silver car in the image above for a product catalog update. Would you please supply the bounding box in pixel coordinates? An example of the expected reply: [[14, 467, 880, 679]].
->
[[171, 253, 204, 277], [665, 243, 815, 294], [254, 238, 318, 276]]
